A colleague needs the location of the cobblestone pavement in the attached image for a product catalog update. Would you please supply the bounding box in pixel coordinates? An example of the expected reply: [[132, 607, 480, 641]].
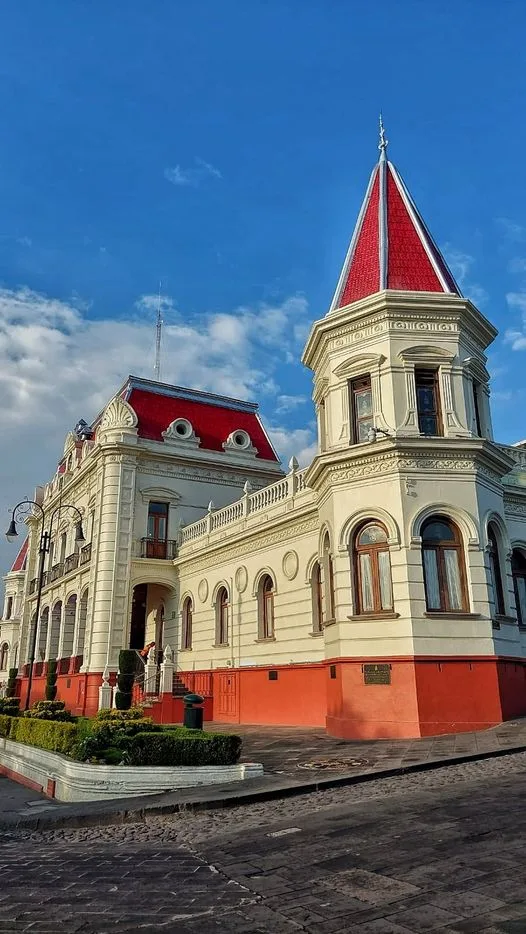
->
[[3, 751, 526, 932]]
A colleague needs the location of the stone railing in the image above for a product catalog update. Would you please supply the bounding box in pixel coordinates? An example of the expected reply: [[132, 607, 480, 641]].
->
[[497, 443, 526, 469], [180, 462, 309, 546]]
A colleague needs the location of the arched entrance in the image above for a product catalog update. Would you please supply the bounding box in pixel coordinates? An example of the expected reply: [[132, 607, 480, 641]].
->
[[129, 583, 173, 655]]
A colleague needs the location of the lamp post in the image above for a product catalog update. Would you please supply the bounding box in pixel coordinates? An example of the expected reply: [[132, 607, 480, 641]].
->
[[5, 500, 85, 710]]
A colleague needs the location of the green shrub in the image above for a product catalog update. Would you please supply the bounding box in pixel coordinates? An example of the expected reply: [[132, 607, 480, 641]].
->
[[5, 668, 18, 699], [0, 714, 13, 737], [115, 650, 137, 711], [73, 715, 162, 762], [0, 697, 20, 716], [118, 649, 138, 675], [10, 717, 79, 755], [24, 700, 74, 722], [127, 731, 242, 767], [96, 707, 144, 721], [45, 660, 57, 701]]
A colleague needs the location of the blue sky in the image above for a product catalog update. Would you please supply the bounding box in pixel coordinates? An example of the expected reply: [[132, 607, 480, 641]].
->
[[1, 0, 526, 571]]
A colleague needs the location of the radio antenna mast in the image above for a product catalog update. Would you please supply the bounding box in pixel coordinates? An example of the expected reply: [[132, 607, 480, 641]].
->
[[154, 281, 163, 382]]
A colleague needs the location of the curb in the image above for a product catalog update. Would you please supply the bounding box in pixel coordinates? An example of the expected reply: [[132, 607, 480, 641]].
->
[[3, 740, 526, 832]]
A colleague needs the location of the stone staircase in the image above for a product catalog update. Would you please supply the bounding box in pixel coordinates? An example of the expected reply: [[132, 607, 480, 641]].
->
[[172, 673, 190, 697]]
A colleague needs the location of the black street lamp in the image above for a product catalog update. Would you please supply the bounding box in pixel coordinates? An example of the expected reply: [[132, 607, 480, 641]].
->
[[5, 500, 85, 710]]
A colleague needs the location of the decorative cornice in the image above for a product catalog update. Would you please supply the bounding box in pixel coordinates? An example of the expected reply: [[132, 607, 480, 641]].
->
[[176, 514, 318, 574]]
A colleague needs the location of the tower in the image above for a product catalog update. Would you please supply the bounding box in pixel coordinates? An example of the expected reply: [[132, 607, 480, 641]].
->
[[303, 124, 522, 738]]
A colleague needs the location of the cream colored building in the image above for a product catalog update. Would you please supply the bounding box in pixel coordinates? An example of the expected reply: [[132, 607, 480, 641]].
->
[[3, 140, 526, 738]]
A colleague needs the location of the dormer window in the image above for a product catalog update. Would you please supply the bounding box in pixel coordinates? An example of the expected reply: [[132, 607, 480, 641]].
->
[[172, 418, 193, 438], [231, 429, 251, 449], [223, 429, 257, 456]]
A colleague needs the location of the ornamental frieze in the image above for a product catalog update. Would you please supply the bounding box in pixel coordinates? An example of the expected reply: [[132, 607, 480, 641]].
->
[[178, 515, 319, 575]]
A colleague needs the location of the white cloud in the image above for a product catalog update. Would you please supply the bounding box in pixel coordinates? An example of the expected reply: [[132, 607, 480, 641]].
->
[[0, 287, 313, 576], [506, 292, 526, 314], [276, 394, 308, 414], [266, 426, 317, 468], [442, 246, 488, 305], [496, 218, 526, 242], [164, 157, 222, 188]]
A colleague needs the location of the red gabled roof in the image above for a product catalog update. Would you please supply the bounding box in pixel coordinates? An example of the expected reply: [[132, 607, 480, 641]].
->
[[10, 537, 28, 573], [331, 134, 461, 310], [126, 383, 278, 461]]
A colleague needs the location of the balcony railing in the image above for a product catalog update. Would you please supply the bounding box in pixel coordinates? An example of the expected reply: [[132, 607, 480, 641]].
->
[[79, 542, 92, 566], [64, 552, 79, 574], [28, 544, 92, 596], [140, 538, 177, 560], [48, 562, 64, 583]]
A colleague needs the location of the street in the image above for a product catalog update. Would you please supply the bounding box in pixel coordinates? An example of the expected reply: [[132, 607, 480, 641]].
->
[[1, 752, 526, 933]]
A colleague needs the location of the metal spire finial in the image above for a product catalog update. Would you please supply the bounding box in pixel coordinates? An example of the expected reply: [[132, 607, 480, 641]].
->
[[378, 113, 388, 159]]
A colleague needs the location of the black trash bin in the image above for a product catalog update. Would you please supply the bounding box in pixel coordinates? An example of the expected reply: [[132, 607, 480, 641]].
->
[[183, 692, 204, 730]]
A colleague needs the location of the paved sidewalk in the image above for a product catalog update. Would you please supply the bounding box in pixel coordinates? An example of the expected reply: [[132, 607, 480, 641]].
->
[[2, 716, 526, 830], [205, 717, 526, 776]]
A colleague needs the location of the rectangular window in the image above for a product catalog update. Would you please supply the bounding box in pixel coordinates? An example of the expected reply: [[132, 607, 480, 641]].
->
[[350, 375, 373, 444], [415, 369, 442, 436], [147, 502, 169, 542], [5, 597, 13, 620], [472, 381, 482, 436]]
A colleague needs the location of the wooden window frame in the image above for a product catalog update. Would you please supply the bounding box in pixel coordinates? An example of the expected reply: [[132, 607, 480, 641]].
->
[[421, 517, 468, 613], [512, 550, 526, 626], [472, 380, 483, 437], [311, 561, 323, 632], [415, 368, 443, 437], [216, 587, 229, 645], [258, 575, 275, 640], [182, 597, 193, 650], [349, 374, 373, 445], [488, 526, 505, 617], [353, 522, 393, 616], [147, 501, 169, 542]]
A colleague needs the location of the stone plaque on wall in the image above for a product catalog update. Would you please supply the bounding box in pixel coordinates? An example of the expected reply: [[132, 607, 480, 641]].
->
[[363, 663, 391, 685]]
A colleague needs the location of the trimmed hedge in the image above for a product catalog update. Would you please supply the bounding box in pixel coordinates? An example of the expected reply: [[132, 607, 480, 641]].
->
[[0, 714, 78, 755], [0, 697, 20, 716], [96, 707, 144, 721], [115, 649, 137, 710], [127, 731, 242, 767], [24, 700, 73, 722], [74, 715, 162, 763]]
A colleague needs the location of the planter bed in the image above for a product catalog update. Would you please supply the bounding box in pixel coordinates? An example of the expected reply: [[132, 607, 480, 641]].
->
[[0, 737, 263, 802]]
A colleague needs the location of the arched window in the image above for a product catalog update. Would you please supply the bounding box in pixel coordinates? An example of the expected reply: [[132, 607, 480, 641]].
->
[[215, 587, 229, 646], [353, 522, 393, 614], [322, 534, 335, 621], [487, 525, 505, 618], [311, 561, 323, 632], [258, 575, 275, 640], [421, 517, 467, 612], [512, 550, 526, 626], [0, 644, 8, 671], [182, 597, 193, 649]]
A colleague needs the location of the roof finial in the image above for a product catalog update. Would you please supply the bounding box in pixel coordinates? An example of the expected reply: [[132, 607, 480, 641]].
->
[[378, 113, 388, 160]]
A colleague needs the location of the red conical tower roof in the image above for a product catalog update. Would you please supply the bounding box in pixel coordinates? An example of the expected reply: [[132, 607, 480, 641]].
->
[[330, 120, 461, 311]]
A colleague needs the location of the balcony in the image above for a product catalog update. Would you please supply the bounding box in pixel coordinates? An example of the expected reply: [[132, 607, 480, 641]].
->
[[64, 552, 79, 574], [28, 543, 92, 597], [79, 543, 92, 566], [48, 562, 64, 583], [139, 538, 177, 560]]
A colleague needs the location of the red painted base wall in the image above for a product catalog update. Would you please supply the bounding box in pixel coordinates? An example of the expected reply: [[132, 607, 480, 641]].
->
[[16, 655, 526, 739]]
